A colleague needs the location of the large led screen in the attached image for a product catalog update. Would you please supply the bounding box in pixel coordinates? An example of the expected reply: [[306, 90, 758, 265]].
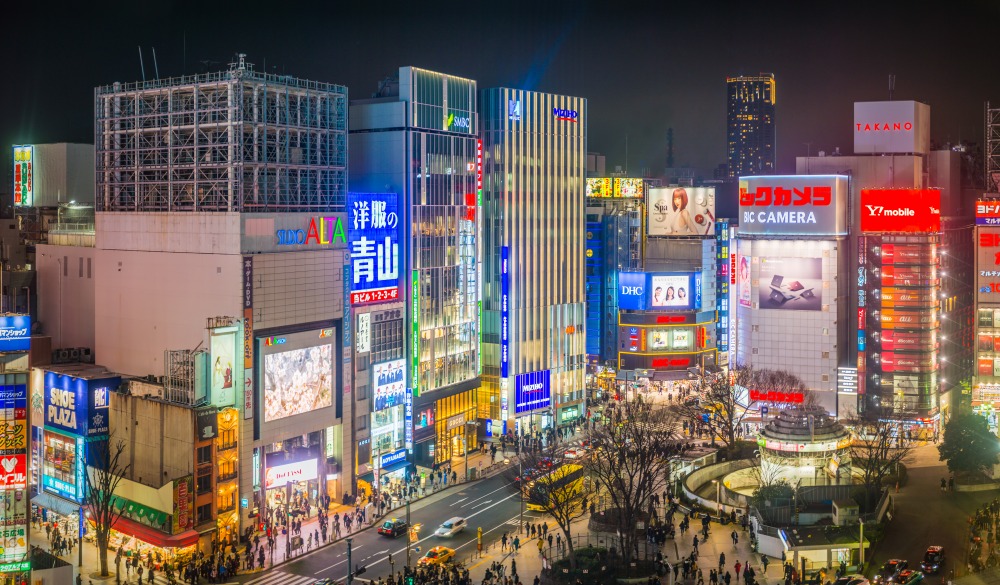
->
[[737, 255, 751, 308], [650, 273, 701, 310], [648, 187, 716, 236], [263, 338, 334, 422], [757, 257, 822, 311], [586, 178, 612, 198], [372, 359, 405, 411]]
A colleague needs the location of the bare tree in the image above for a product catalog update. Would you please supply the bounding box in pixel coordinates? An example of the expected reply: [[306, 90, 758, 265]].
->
[[585, 399, 674, 560], [845, 407, 914, 509], [671, 367, 809, 453], [507, 446, 588, 570], [84, 437, 131, 577]]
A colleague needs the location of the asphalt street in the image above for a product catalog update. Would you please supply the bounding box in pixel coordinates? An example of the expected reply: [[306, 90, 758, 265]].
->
[[239, 468, 541, 585]]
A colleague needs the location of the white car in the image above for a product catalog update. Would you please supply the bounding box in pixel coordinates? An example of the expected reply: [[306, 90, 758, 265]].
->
[[434, 517, 467, 537], [563, 448, 581, 459]]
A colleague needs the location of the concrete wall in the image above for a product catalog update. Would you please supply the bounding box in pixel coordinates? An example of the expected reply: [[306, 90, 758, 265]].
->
[[35, 244, 97, 350], [111, 392, 194, 489]]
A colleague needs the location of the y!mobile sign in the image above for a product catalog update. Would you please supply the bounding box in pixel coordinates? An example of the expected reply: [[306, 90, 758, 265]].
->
[[514, 370, 551, 414], [860, 189, 940, 233], [738, 175, 849, 236], [348, 192, 400, 305]]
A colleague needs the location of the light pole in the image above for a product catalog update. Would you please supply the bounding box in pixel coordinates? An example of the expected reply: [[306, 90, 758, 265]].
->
[[405, 500, 412, 568], [346, 537, 353, 585], [518, 444, 524, 534], [285, 481, 292, 560], [712, 480, 721, 515], [78, 507, 85, 567]]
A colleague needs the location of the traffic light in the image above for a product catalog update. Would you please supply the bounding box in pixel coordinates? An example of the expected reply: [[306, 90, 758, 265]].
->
[[405, 576, 416, 585]]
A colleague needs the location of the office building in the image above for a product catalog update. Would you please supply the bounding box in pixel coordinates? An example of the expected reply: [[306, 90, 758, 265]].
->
[[480, 88, 587, 435], [726, 74, 776, 178], [349, 67, 480, 474]]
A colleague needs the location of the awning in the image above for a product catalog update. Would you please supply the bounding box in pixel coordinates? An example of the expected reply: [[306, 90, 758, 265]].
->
[[31, 492, 81, 517], [112, 516, 199, 549]]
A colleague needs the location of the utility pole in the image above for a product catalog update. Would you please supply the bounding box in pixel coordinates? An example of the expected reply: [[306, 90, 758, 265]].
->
[[347, 537, 354, 585], [405, 500, 412, 567], [518, 444, 524, 534]]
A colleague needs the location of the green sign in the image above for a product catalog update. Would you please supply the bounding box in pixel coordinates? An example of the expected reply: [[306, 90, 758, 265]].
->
[[0, 561, 30, 572], [412, 270, 420, 397]]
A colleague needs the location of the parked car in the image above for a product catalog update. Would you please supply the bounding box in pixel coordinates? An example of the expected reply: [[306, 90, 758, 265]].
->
[[874, 559, 908, 584], [417, 546, 455, 566], [921, 546, 945, 574], [833, 575, 869, 585], [378, 518, 408, 537], [435, 517, 467, 538]]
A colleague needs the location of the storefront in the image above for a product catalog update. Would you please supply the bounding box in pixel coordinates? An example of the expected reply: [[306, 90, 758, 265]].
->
[[263, 456, 321, 513]]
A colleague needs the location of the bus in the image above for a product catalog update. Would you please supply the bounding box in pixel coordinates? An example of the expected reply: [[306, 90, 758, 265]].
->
[[524, 463, 587, 512]]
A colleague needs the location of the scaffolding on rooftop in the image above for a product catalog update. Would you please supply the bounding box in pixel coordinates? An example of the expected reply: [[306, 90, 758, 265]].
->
[[95, 54, 348, 213]]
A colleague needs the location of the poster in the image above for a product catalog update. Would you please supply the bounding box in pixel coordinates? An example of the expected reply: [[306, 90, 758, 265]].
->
[[211, 331, 237, 406], [738, 255, 751, 308], [757, 257, 823, 311], [648, 187, 716, 236]]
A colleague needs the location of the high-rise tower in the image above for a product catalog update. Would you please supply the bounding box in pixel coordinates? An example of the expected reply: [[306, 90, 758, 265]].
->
[[726, 73, 776, 178]]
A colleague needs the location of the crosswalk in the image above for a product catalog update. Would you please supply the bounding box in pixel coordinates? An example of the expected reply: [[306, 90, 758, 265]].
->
[[244, 570, 322, 585]]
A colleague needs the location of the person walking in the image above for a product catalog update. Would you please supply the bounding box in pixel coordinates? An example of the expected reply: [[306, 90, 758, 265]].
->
[[720, 552, 726, 571], [734, 561, 742, 580], [501, 532, 509, 552]]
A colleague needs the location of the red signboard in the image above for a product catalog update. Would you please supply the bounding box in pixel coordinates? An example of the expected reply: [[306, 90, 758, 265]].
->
[[860, 189, 941, 233], [651, 357, 691, 368], [749, 389, 804, 404], [655, 315, 688, 324], [0, 454, 27, 489], [977, 200, 1000, 226]]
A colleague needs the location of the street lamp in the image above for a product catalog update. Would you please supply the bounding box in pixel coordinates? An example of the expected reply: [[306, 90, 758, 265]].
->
[[711, 479, 721, 515]]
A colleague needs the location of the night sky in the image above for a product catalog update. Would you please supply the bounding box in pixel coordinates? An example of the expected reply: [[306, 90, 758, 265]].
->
[[4, 0, 1000, 181]]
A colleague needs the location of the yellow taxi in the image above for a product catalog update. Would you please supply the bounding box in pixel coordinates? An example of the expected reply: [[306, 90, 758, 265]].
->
[[417, 546, 456, 566]]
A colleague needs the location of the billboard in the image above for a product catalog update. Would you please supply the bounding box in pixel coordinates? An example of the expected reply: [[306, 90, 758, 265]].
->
[[0, 382, 27, 564], [618, 272, 648, 310], [648, 329, 693, 351], [43, 372, 118, 437], [264, 459, 318, 490], [613, 178, 644, 199], [979, 227, 1000, 303], [648, 187, 716, 236], [650, 273, 702, 310], [11, 146, 32, 207], [372, 359, 405, 411], [977, 200, 1000, 226], [514, 370, 551, 414], [0, 316, 30, 353], [348, 192, 400, 305], [41, 430, 83, 501], [210, 329, 237, 407], [586, 178, 612, 198], [757, 257, 823, 311], [501, 247, 510, 379], [261, 331, 334, 423], [860, 189, 941, 233], [738, 175, 848, 236], [737, 255, 751, 308], [853, 101, 930, 155]]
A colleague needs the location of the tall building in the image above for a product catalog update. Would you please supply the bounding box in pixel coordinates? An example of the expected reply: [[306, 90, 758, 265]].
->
[[37, 58, 351, 552], [349, 67, 480, 473], [726, 74, 776, 178], [479, 89, 587, 435]]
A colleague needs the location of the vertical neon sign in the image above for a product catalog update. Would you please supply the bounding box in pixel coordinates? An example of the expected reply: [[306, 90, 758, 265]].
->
[[412, 270, 420, 397], [501, 246, 509, 379]]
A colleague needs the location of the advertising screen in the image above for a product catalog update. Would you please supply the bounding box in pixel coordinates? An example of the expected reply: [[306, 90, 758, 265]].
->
[[737, 255, 751, 308], [0, 316, 29, 353], [648, 329, 693, 351], [514, 370, 551, 414], [882, 244, 935, 264], [614, 178, 644, 199], [860, 189, 941, 233], [348, 192, 401, 305], [372, 359, 405, 411], [978, 227, 1000, 303], [648, 187, 716, 236], [262, 330, 334, 423], [757, 257, 822, 311], [586, 178, 612, 198], [650, 273, 701, 310], [42, 429, 80, 500], [738, 175, 848, 236], [264, 459, 319, 490], [210, 330, 237, 407]]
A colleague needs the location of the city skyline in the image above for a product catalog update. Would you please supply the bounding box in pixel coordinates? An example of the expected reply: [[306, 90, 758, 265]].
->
[[4, 0, 1000, 181]]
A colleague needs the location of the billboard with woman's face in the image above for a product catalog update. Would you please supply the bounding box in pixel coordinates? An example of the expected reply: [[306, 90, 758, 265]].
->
[[648, 187, 716, 236]]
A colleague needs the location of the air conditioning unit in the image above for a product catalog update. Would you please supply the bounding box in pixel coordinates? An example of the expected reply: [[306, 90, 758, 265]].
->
[[57, 349, 71, 362], [69, 348, 81, 361]]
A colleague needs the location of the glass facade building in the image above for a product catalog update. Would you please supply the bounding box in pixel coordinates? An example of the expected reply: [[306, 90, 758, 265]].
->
[[350, 67, 480, 470], [479, 88, 587, 434], [726, 74, 776, 178]]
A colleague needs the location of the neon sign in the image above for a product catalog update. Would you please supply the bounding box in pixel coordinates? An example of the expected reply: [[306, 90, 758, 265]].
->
[[349, 193, 400, 305], [275, 216, 347, 246], [553, 108, 579, 122]]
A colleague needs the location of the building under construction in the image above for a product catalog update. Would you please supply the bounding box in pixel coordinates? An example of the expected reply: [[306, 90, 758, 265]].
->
[[94, 55, 347, 212]]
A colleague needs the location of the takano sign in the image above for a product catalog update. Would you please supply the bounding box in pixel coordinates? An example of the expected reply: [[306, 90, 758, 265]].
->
[[738, 175, 848, 236]]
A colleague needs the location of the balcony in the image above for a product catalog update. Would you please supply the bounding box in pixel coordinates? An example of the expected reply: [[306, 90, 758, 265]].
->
[[217, 441, 237, 452], [217, 471, 237, 483], [217, 503, 236, 514]]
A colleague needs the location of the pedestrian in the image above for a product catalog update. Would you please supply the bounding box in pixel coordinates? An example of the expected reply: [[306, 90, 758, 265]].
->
[[731, 530, 739, 545], [720, 553, 726, 570], [762, 556, 769, 574], [735, 561, 742, 580], [537, 538, 544, 555], [693, 535, 699, 554], [513, 536, 520, 552], [502, 532, 509, 551]]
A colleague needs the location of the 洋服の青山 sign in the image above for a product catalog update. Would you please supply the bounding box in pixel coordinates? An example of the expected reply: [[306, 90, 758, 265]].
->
[[738, 175, 848, 236], [275, 216, 347, 246], [349, 193, 400, 305]]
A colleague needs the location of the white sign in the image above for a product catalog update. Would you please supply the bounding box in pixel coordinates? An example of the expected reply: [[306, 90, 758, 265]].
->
[[264, 459, 318, 490], [357, 313, 371, 353], [853, 100, 929, 155]]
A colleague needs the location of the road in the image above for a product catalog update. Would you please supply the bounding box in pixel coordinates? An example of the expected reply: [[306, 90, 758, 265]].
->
[[867, 442, 994, 581], [239, 469, 542, 585]]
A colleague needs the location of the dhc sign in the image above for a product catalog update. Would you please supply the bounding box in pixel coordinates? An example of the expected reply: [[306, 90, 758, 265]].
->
[[553, 108, 579, 122]]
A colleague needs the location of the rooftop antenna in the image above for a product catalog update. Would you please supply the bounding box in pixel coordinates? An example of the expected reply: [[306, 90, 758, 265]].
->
[[889, 74, 896, 101], [152, 47, 160, 79], [138, 46, 146, 82]]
